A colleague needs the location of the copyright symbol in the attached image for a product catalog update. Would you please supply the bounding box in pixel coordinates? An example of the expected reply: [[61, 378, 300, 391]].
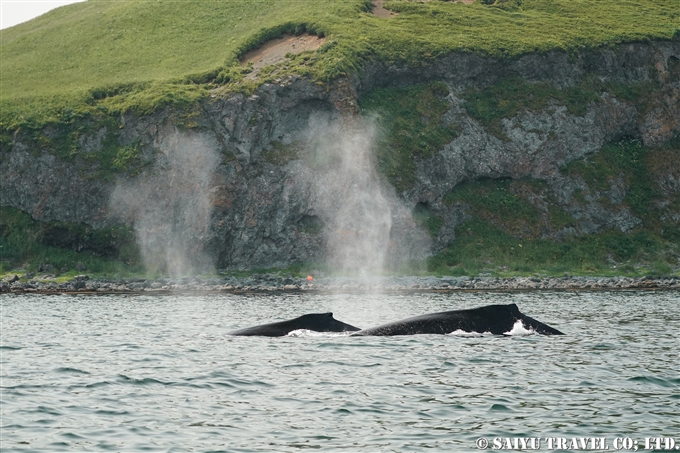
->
[[476, 437, 489, 449]]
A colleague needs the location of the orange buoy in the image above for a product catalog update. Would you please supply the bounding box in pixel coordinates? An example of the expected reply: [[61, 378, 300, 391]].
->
[[307, 275, 313, 281]]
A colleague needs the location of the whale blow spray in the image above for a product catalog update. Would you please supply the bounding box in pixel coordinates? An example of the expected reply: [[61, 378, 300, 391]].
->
[[110, 129, 219, 276], [305, 116, 393, 276]]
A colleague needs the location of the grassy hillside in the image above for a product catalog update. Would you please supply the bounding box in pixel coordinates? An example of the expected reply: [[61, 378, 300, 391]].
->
[[1, 0, 679, 130]]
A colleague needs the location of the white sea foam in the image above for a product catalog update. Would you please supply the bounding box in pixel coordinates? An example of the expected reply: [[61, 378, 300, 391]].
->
[[286, 329, 354, 337], [447, 330, 488, 337], [504, 320, 535, 336], [446, 320, 536, 336]]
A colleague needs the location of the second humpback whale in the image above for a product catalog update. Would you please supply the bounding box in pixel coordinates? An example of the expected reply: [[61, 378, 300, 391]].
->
[[228, 312, 361, 337], [352, 303, 563, 336]]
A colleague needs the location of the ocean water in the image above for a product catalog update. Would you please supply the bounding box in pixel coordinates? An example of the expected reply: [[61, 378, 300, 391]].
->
[[1, 290, 678, 452]]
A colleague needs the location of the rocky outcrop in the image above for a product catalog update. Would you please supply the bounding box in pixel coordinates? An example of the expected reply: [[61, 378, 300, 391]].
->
[[1, 41, 679, 271]]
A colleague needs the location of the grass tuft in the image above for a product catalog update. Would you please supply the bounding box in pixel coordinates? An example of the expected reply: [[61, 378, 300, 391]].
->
[[463, 77, 601, 139], [360, 82, 458, 191]]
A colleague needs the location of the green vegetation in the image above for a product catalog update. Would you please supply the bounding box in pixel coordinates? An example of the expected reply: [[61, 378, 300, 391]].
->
[[566, 139, 657, 218], [360, 82, 458, 190], [413, 203, 444, 238], [566, 137, 680, 234], [430, 138, 680, 276], [607, 81, 661, 116], [443, 177, 580, 238], [444, 178, 547, 237], [464, 77, 600, 139], [2, 0, 678, 132], [427, 219, 674, 277], [0, 207, 142, 276], [0, 111, 152, 179], [461, 74, 671, 140]]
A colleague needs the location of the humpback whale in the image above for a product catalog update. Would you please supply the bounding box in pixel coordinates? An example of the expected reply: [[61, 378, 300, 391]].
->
[[228, 312, 361, 337], [352, 303, 563, 336]]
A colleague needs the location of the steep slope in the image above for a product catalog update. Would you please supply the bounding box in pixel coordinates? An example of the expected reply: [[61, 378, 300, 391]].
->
[[2, 0, 678, 120]]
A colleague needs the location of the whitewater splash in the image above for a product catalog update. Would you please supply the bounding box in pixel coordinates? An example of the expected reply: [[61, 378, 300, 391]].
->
[[305, 116, 393, 277], [287, 329, 355, 337], [110, 129, 220, 276], [447, 330, 488, 337], [447, 320, 536, 336], [504, 319, 535, 336]]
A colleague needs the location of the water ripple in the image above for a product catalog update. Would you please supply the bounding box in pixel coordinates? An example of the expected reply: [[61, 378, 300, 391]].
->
[[1, 290, 678, 452]]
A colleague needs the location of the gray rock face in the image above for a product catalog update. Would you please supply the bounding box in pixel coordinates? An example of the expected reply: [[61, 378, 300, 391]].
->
[[1, 41, 679, 270]]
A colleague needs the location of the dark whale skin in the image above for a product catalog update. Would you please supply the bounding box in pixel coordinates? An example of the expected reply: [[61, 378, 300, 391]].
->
[[352, 303, 563, 336], [228, 312, 361, 337]]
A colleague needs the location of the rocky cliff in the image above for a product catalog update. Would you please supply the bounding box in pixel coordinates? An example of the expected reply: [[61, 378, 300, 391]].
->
[[2, 40, 679, 273]]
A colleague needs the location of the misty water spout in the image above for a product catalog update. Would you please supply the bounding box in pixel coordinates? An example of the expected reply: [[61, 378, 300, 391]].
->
[[306, 116, 393, 276], [110, 130, 219, 276]]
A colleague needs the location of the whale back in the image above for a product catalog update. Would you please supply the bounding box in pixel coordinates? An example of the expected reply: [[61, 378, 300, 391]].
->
[[228, 312, 361, 337], [353, 303, 563, 336], [516, 313, 564, 335]]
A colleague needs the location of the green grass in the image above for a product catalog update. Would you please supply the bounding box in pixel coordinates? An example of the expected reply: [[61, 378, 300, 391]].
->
[[413, 203, 444, 237], [566, 138, 663, 220], [444, 177, 574, 238], [430, 138, 680, 276], [463, 77, 601, 139], [0, 112, 152, 179], [461, 73, 670, 140], [2, 0, 678, 132], [427, 219, 676, 277], [0, 207, 142, 275], [360, 81, 458, 190]]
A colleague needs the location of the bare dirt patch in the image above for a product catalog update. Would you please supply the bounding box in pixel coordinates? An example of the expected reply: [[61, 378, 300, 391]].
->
[[423, 0, 476, 3], [241, 34, 326, 79], [371, 0, 398, 18]]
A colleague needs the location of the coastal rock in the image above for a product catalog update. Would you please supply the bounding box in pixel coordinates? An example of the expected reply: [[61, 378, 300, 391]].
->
[[1, 42, 679, 270], [3, 274, 679, 294]]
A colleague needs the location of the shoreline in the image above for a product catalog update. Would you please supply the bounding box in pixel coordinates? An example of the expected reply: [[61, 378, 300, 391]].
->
[[2, 274, 679, 294]]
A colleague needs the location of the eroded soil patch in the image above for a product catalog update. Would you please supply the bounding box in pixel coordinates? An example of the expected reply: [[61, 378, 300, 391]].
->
[[241, 34, 326, 79], [371, 0, 398, 18]]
